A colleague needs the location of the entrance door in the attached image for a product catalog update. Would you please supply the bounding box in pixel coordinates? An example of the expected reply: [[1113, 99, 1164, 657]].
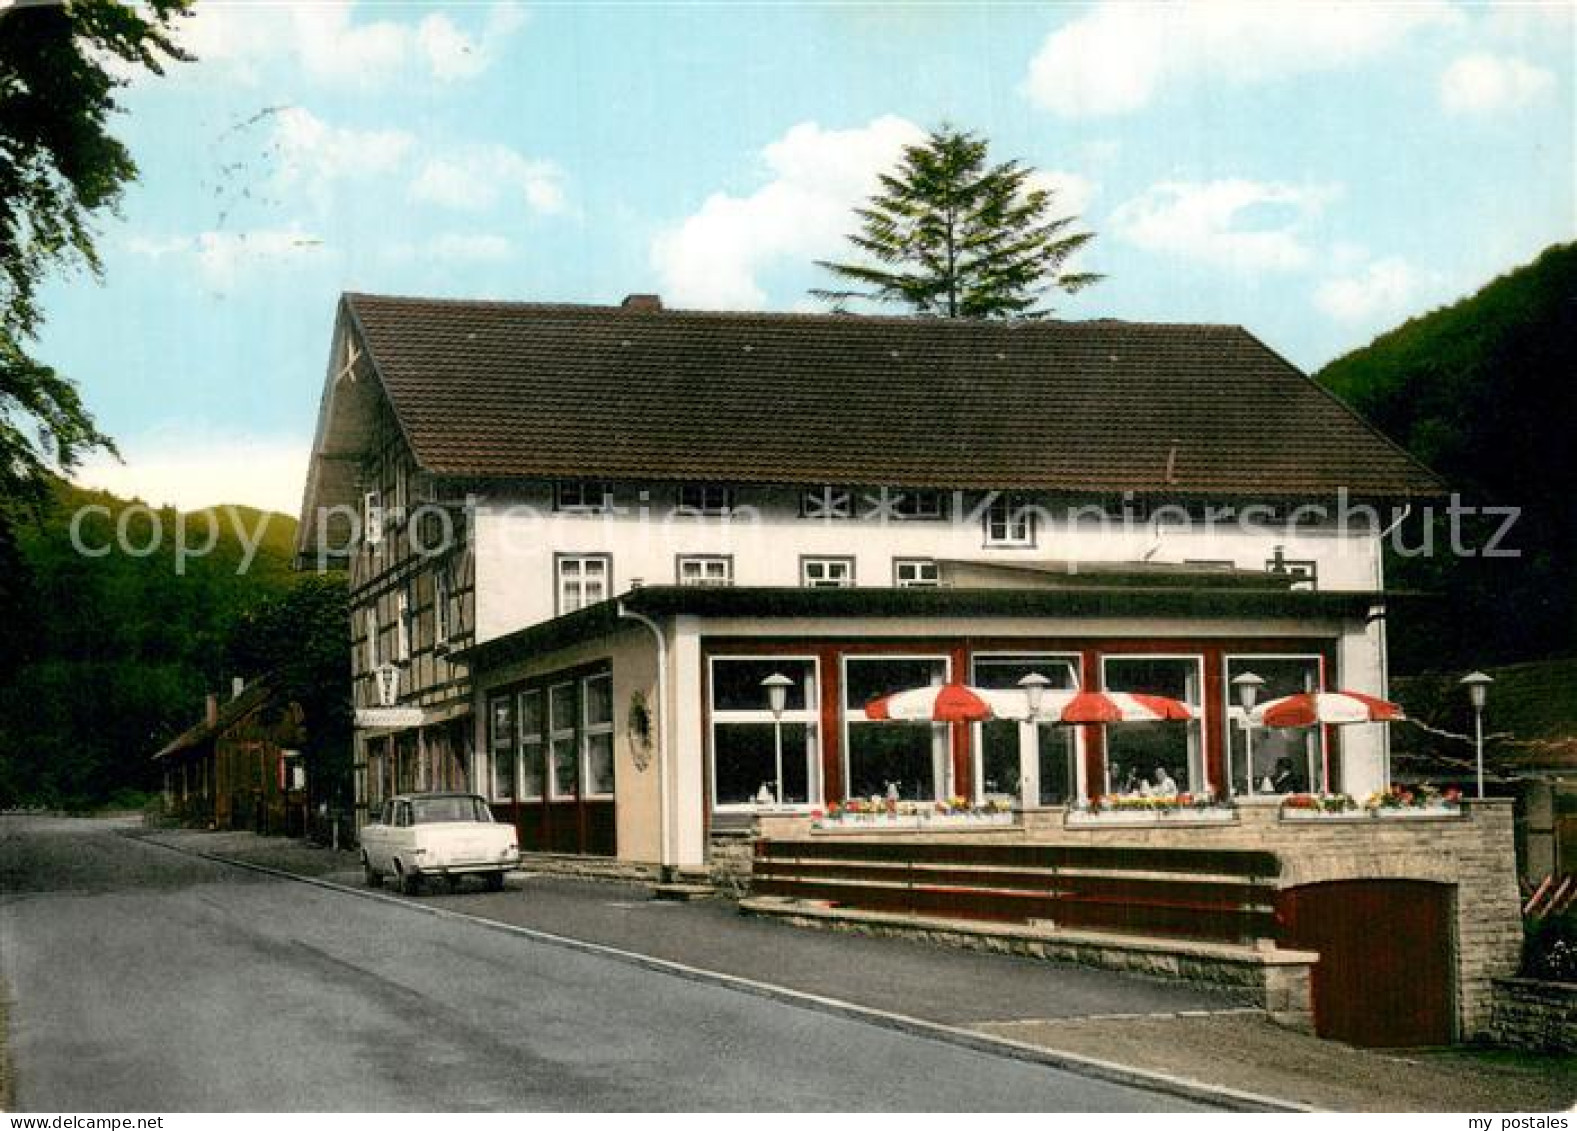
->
[[1278, 880, 1455, 1047]]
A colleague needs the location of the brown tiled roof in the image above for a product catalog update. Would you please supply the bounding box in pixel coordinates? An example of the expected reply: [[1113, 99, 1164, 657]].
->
[[342, 293, 1443, 497]]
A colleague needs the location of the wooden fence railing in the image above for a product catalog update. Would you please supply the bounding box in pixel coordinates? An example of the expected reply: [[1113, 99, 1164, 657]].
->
[[752, 839, 1282, 945]]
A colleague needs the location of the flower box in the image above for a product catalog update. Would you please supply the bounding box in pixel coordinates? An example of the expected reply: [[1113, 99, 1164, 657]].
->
[[813, 810, 1016, 831], [1279, 788, 1462, 821], [1066, 804, 1237, 826]]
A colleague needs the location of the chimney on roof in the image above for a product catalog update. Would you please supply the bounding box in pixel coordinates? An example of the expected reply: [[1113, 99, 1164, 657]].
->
[[231, 676, 245, 700], [205, 693, 218, 727], [621, 293, 663, 312]]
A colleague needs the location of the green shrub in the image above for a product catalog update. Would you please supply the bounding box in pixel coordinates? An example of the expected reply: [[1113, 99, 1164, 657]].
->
[[1523, 911, 1577, 983]]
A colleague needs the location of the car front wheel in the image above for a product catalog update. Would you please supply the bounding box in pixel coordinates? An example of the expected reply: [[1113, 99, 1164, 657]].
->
[[484, 870, 506, 892], [399, 864, 423, 896]]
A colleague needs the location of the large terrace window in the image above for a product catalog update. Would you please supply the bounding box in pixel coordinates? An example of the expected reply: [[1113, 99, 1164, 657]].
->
[[1225, 655, 1324, 795], [972, 655, 1081, 805], [844, 656, 950, 801], [1102, 656, 1205, 795], [709, 657, 819, 809]]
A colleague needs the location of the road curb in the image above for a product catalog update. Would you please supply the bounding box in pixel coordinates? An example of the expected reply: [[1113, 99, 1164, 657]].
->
[[132, 832, 1313, 1113]]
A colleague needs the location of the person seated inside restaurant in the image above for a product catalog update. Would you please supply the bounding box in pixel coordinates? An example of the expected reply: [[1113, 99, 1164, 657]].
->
[[1270, 756, 1301, 794], [1140, 766, 1179, 798]]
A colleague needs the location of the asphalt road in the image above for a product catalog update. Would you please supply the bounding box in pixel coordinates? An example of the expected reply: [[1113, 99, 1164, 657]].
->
[[0, 816, 1217, 1112]]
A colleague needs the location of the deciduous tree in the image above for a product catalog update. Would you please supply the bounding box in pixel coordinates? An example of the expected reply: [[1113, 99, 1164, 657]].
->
[[0, 0, 190, 510]]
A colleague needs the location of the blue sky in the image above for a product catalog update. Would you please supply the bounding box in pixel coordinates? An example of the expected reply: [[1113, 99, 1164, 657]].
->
[[40, 0, 1576, 514]]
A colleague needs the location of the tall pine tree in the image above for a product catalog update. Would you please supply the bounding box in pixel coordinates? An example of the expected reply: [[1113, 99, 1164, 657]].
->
[[813, 126, 1099, 319]]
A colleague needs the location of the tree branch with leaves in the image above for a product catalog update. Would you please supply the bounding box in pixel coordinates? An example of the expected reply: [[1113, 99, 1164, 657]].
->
[[0, 0, 190, 511]]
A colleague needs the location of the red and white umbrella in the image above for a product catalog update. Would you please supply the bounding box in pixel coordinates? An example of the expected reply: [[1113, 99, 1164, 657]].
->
[[1041, 690, 1194, 724], [864, 684, 1195, 725], [863, 682, 1013, 723], [1250, 690, 1404, 728]]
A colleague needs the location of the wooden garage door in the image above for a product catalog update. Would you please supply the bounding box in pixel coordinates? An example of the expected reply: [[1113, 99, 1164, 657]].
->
[[1278, 880, 1454, 1047]]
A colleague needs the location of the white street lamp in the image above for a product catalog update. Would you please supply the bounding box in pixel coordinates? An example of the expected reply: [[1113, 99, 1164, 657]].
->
[[1018, 672, 1051, 717], [1460, 671, 1493, 799], [761, 673, 794, 807], [1232, 671, 1266, 795]]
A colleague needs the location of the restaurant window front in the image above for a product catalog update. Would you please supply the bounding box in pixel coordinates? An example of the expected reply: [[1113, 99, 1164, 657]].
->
[[1102, 656, 1206, 795], [1225, 655, 1325, 795], [972, 654, 1081, 805], [843, 655, 951, 801], [709, 657, 819, 809]]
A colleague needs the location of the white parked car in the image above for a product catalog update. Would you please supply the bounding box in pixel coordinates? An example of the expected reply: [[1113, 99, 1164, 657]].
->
[[360, 792, 519, 894]]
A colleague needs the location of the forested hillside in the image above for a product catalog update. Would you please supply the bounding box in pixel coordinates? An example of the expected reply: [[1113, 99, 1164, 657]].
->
[[0, 480, 303, 808], [1317, 243, 1576, 673]]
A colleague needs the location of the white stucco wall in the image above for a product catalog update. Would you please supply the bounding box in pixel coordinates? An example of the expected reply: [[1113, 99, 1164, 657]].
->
[[472, 484, 1384, 643]]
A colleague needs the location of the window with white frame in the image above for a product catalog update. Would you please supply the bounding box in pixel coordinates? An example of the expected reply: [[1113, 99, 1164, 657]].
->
[[972, 655, 1081, 805], [555, 480, 612, 511], [362, 490, 383, 547], [548, 680, 578, 798], [709, 657, 819, 809], [801, 485, 852, 520], [364, 608, 380, 673], [1224, 655, 1325, 796], [843, 655, 951, 801], [517, 688, 544, 800], [434, 562, 452, 646], [983, 494, 1035, 547], [1102, 656, 1205, 795], [893, 559, 939, 588], [676, 484, 733, 515], [489, 695, 516, 800], [677, 555, 733, 587], [556, 554, 611, 614], [581, 672, 615, 797], [801, 557, 854, 588]]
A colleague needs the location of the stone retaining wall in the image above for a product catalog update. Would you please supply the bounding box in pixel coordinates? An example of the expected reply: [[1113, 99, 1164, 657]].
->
[[749, 798, 1521, 1040], [517, 851, 661, 884], [1489, 978, 1577, 1053], [740, 898, 1316, 1031]]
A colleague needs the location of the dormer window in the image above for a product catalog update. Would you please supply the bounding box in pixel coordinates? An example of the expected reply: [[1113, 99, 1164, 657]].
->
[[556, 481, 612, 512], [676, 485, 733, 515]]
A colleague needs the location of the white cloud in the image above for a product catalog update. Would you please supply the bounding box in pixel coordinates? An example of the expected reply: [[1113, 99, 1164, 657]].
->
[[1026, 169, 1096, 216], [1439, 52, 1556, 114], [1314, 256, 1427, 322], [1110, 179, 1338, 272], [410, 145, 566, 214], [650, 115, 926, 309], [124, 225, 330, 291], [1024, 0, 1459, 117], [177, 0, 526, 88], [270, 107, 415, 200], [74, 430, 310, 516]]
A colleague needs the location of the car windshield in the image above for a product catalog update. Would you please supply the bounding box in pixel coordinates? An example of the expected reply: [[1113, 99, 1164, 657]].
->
[[409, 796, 492, 824]]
